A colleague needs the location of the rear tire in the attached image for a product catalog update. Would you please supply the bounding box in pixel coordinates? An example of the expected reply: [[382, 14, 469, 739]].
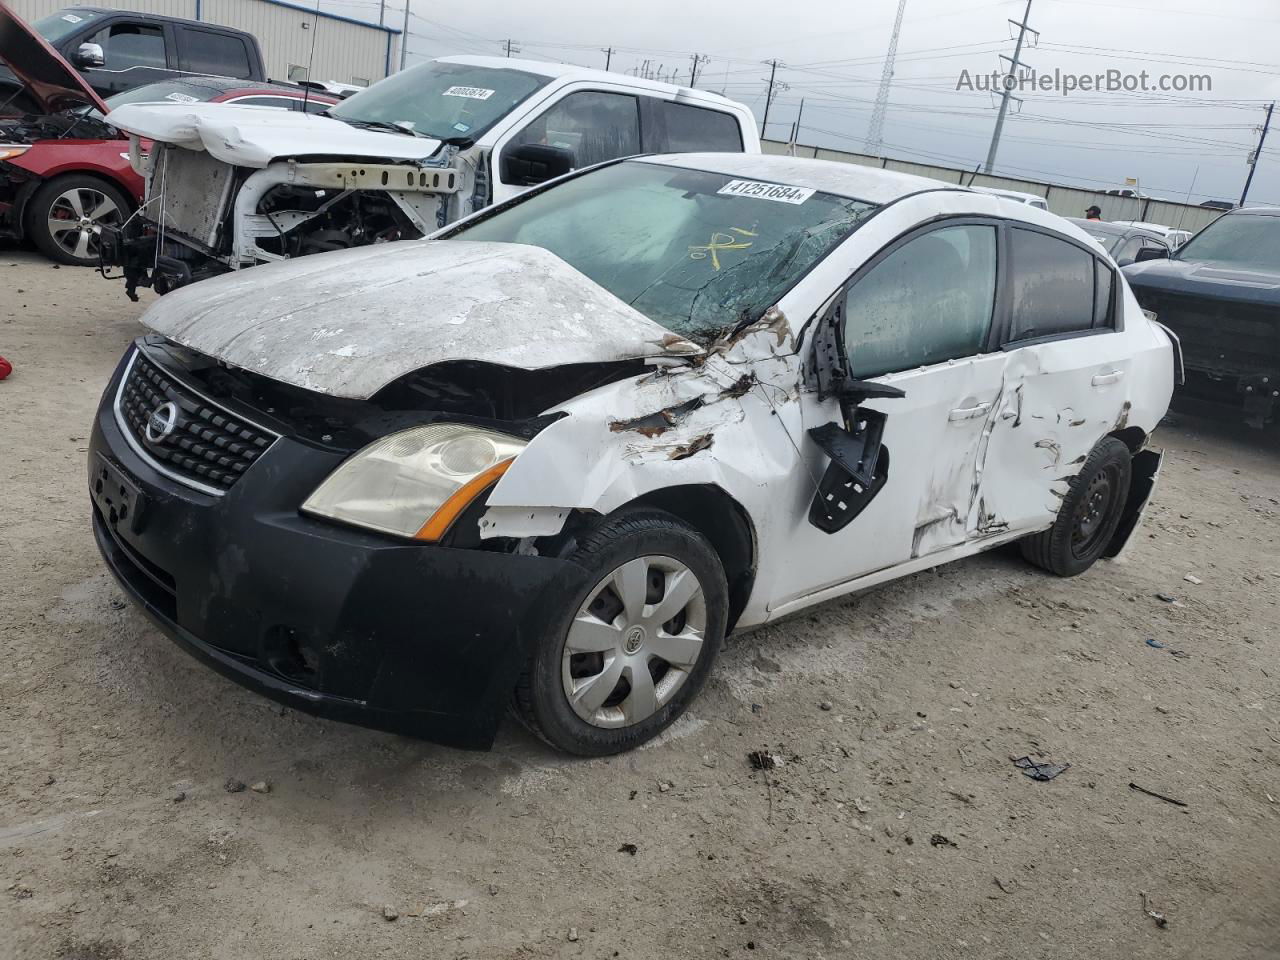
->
[[1021, 436, 1132, 577], [514, 508, 727, 756], [27, 175, 129, 267]]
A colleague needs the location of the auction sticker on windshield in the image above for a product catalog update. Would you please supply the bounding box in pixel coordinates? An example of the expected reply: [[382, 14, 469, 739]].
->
[[443, 86, 495, 100], [717, 179, 816, 204]]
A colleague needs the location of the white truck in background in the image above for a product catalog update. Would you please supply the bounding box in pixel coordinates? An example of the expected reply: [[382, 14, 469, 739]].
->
[[100, 55, 760, 298]]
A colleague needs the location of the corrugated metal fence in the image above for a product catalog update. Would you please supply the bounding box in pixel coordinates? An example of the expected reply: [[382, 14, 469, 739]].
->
[[763, 139, 1224, 235]]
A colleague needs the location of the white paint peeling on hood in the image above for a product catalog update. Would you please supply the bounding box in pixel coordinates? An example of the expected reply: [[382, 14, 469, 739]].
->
[[106, 103, 443, 168], [138, 240, 702, 399]]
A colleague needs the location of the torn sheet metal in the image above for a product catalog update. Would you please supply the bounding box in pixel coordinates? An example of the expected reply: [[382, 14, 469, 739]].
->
[[138, 241, 701, 400], [107, 102, 443, 168]]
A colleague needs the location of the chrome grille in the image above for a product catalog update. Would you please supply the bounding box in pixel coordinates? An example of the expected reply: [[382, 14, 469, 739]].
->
[[114, 350, 277, 495]]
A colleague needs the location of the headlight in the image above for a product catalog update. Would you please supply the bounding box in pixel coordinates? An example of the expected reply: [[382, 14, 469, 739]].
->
[[0, 145, 31, 161], [301, 424, 526, 541]]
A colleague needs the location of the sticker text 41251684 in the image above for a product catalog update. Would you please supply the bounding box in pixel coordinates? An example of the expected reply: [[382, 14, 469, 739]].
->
[[716, 179, 816, 204]]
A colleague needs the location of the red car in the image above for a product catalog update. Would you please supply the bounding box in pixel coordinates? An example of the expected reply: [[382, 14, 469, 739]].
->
[[1, 12, 335, 266]]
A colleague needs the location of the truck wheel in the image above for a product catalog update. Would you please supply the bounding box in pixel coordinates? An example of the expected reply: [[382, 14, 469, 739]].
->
[[27, 175, 129, 267], [514, 509, 728, 756], [1020, 437, 1132, 577]]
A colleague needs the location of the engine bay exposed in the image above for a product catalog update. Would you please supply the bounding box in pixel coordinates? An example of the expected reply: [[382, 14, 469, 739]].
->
[[254, 184, 422, 257], [0, 110, 114, 144]]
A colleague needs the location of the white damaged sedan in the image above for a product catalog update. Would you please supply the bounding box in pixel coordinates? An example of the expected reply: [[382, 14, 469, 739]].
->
[[88, 154, 1175, 754]]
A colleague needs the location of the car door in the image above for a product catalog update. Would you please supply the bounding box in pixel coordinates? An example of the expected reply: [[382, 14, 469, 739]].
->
[[972, 225, 1132, 538], [491, 89, 642, 205], [771, 219, 1010, 607], [77, 18, 173, 97]]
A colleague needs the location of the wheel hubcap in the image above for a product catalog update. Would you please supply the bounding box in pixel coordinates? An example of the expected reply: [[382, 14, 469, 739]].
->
[[561, 555, 707, 729], [47, 187, 122, 261]]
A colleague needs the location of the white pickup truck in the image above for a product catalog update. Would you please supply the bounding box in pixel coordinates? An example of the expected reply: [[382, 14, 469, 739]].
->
[[100, 55, 760, 298]]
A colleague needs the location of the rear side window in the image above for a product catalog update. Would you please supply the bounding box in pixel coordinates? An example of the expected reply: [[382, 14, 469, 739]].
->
[[1008, 228, 1095, 341], [844, 224, 998, 378], [1094, 260, 1116, 329], [178, 28, 252, 79], [660, 101, 743, 152]]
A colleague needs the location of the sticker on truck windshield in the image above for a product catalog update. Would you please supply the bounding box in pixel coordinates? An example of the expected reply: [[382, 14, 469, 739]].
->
[[62, 13, 83, 22], [165, 92, 199, 103], [717, 179, 815, 204], [443, 86, 495, 100]]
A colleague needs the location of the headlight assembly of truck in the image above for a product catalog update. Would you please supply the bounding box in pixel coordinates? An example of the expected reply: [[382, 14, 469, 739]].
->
[[302, 424, 526, 541]]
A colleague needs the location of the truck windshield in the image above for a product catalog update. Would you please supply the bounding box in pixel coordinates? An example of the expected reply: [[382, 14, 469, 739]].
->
[[329, 62, 549, 142], [1175, 213, 1280, 270], [450, 160, 878, 341], [32, 9, 103, 45]]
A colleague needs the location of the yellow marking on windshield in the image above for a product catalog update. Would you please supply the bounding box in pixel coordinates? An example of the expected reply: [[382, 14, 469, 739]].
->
[[689, 227, 758, 271]]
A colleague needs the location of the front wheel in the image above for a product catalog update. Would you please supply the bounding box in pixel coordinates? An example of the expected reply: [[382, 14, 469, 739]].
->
[[1021, 436, 1133, 577], [27, 175, 129, 267], [514, 509, 728, 756]]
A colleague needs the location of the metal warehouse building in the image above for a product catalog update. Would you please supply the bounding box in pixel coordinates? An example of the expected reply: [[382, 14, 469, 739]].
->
[[10, 0, 400, 86]]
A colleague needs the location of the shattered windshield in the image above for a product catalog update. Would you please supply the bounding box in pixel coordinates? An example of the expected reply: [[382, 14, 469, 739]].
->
[[1174, 213, 1280, 270], [450, 161, 878, 339], [329, 61, 549, 141]]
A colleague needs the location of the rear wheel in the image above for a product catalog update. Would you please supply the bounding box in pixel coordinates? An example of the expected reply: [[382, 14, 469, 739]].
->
[[27, 175, 129, 267], [1020, 436, 1132, 577], [514, 509, 727, 756]]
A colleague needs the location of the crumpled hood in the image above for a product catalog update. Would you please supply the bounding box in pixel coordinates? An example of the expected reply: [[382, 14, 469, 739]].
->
[[106, 102, 443, 168], [0, 4, 108, 115], [139, 240, 702, 399], [1123, 256, 1280, 308]]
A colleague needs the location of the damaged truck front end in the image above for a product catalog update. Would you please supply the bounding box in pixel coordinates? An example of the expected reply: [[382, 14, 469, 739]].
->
[[103, 131, 474, 299]]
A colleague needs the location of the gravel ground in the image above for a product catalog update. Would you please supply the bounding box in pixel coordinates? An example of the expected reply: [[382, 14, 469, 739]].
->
[[2, 249, 1278, 960]]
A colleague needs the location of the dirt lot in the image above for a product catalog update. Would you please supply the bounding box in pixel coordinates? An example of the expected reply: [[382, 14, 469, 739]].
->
[[1, 248, 1278, 960]]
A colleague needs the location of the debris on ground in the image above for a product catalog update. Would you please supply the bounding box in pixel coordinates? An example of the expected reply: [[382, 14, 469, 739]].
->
[[382, 904, 399, 921], [657, 781, 672, 793], [993, 877, 1015, 895], [1155, 593, 1178, 603], [568, 927, 579, 942], [171, 790, 186, 803], [223, 778, 246, 794], [747, 750, 776, 771], [1141, 891, 1169, 929], [1145, 638, 1167, 648], [819, 701, 833, 711], [1012, 756, 1070, 781], [1184, 574, 1203, 585], [488, 884, 499, 896], [107, 597, 126, 610], [1129, 782, 1188, 807], [0, 356, 11, 381], [249, 781, 270, 794], [750, 703, 763, 714], [929, 834, 957, 848], [617, 843, 638, 856]]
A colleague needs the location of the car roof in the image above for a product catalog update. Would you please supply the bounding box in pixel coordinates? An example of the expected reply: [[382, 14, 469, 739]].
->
[[643, 153, 962, 204], [1232, 206, 1280, 217], [971, 185, 1044, 203], [1065, 218, 1166, 241], [435, 55, 744, 109], [66, 5, 247, 30]]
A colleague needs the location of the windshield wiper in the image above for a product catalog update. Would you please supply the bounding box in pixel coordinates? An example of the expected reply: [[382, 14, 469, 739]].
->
[[336, 117, 428, 138]]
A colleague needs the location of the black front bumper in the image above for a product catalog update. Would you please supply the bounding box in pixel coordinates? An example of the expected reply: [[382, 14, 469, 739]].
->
[[89, 349, 582, 749]]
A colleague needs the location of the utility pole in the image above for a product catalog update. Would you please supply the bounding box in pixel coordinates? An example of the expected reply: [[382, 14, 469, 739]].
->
[[1240, 101, 1274, 206], [504, 38, 520, 58], [398, 0, 409, 70], [789, 97, 806, 154], [983, 0, 1037, 173], [761, 60, 786, 137], [689, 53, 708, 88], [601, 47, 613, 70], [378, 0, 385, 26], [864, 0, 906, 156]]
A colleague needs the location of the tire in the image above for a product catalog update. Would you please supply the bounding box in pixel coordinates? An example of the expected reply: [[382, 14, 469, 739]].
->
[[1020, 436, 1133, 577], [26, 175, 130, 267], [514, 508, 728, 756]]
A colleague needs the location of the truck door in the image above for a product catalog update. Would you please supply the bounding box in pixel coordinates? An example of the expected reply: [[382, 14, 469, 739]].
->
[[74, 18, 173, 97]]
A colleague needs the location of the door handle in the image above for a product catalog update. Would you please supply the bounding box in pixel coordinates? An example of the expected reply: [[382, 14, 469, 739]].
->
[[1092, 370, 1125, 386], [948, 401, 992, 421]]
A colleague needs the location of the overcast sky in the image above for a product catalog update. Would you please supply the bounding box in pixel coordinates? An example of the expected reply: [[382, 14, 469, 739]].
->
[[328, 0, 1280, 206]]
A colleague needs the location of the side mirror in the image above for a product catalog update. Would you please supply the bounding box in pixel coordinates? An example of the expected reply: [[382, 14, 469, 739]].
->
[[74, 42, 105, 68], [500, 142, 574, 187], [1133, 246, 1169, 263]]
